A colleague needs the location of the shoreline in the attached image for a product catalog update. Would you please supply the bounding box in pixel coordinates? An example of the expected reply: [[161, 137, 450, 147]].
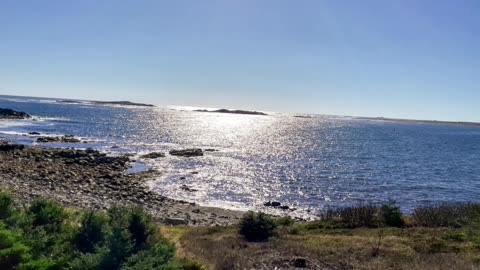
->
[[0, 140, 243, 226]]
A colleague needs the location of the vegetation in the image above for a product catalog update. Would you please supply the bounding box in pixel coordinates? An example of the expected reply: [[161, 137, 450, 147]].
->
[[239, 211, 277, 242], [164, 203, 480, 270], [2, 188, 480, 269], [0, 191, 200, 270]]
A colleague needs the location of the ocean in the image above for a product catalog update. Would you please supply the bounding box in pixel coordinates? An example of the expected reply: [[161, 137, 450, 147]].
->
[[1, 94, 479, 218]]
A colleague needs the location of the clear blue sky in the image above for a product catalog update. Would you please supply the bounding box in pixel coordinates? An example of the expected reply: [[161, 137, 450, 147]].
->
[[0, 1, 479, 121]]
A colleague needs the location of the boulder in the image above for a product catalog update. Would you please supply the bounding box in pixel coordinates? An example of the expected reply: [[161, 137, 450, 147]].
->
[[169, 148, 203, 157], [0, 143, 25, 151], [163, 217, 188, 226], [180, 185, 197, 192], [37, 135, 81, 143], [0, 108, 31, 119], [140, 152, 165, 159], [264, 201, 281, 207]]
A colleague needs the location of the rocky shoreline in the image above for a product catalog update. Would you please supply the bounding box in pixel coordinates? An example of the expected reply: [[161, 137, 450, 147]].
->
[[0, 140, 243, 226]]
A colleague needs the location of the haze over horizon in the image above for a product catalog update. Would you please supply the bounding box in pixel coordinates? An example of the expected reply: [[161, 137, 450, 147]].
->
[[1, 1, 479, 122]]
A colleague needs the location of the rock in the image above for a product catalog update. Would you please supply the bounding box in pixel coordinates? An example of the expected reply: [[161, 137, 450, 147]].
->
[[280, 205, 290, 210], [140, 152, 165, 159], [204, 148, 218, 152], [291, 258, 307, 268], [192, 209, 201, 213], [0, 108, 31, 119], [180, 185, 197, 192], [28, 132, 41, 135], [264, 201, 281, 207], [191, 171, 199, 175], [163, 217, 188, 226], [0, 143, 25, 151], [169, 148, 203, 157], [37, 135, 81, 143]]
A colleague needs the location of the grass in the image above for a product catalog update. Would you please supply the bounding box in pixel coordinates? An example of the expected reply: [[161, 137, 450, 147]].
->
[[3, 188, 480, 269], [163, 203, 480, 270]]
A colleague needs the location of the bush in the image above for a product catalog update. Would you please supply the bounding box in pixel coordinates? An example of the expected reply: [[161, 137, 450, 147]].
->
[[239, 212, 277, 242], [318, 203, 407, 228], [0, 192, 14, 220], [274, 216, 295, 227], [0, 194, 202, 270], [127, 207, 155, 251], [120, 239, 176, 270], [28, 200, 66, 229], [412, 203, 480, 228], [339, 204, 379, 228], [74, 211, 109, 253], [381, 203, 404, 227]]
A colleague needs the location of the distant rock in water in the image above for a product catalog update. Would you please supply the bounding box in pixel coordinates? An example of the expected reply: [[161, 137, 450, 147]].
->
[[293, 115, 313, 119], [56, 99, 83, 104], [194, 109, 267, 116], [92, 101, 155, 107], [140, 152, 165, 159], [169, 148, 204, 157], [37, 135, 81, 143], [0, 108, 31, 119]]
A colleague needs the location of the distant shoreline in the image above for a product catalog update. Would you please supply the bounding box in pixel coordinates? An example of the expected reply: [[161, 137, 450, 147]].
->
[[1, 94, 479, 127], [355, 116, 480, 128]]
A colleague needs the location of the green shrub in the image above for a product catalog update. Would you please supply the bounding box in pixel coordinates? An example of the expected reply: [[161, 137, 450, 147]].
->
[[381, 203, 404, 227], [0, 194, 199, 270], [0, 243, 30, 269], [274, 216, 295, 227], [120, 239, 176, 270], [127, 207, 155, 251], [69, 248, 108, 270], [239, 212, 277, 242], [19, 259, 61, 270], [28, 200, 66, 229], [74, 211, 109, 253], [0, 192, 14, 220]]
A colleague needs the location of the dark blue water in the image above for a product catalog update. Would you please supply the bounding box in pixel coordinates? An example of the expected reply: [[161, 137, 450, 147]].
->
[[1, 95, 479, 218]]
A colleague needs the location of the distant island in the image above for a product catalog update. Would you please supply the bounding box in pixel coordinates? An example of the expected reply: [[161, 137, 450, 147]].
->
[[92, 101, 155, 107], [194, 109, 268, 116], [56, 99, 84, 104]]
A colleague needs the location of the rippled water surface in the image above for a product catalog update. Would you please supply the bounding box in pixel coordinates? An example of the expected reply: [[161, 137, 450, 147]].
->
[[1, 95, 480, 217]]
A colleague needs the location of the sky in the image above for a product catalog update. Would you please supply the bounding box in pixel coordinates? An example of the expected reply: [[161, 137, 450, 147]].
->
[[0, 0, 479, 121]]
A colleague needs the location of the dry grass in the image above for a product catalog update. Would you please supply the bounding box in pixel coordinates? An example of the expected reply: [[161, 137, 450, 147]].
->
[[159, 204, 480, 269], [161, 224, 480, 270]]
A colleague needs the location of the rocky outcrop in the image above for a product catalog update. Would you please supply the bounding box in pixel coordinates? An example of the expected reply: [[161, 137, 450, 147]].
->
[[0, 140, 25, 151], [0, 108, 31, 119], [0, 143, 243, 226], [140, 152, 165, 159], [37, 135, 81, 143], [169, 148, 203, 157], [264, 201, 292, 211]]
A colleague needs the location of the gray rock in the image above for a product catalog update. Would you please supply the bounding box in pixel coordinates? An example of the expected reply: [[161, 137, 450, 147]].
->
[[0, 108, 31, 119], [169, 148, 203, 157], [140, 152, 165, 159], [163, 217, 188, 226]]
